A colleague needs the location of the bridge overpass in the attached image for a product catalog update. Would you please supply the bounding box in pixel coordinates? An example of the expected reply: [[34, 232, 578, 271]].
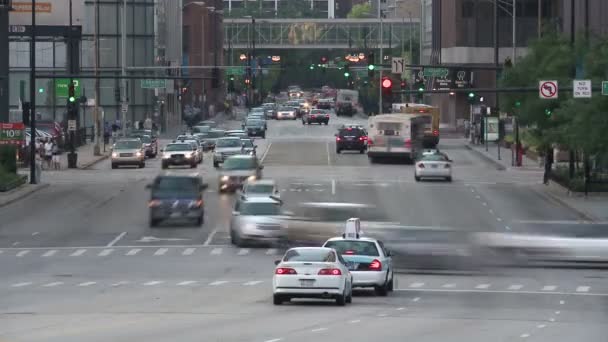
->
[[224, 18, 419, 50]]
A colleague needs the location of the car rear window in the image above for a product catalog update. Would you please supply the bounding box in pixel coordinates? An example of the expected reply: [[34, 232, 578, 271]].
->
[[421, 154, 449, 162], [283, 249, 336, 262], [153, 177, 199, 192], [338, 128, 363, 137], [324, 240, 380, 257]]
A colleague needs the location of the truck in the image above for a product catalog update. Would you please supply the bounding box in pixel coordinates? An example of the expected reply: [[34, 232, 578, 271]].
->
[[335, 89, 359, 117]]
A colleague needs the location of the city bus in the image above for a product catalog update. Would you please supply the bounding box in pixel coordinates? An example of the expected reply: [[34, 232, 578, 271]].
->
[[392, 103, 440, 148]]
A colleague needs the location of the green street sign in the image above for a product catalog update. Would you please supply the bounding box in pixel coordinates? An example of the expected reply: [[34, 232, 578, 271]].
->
[[141, 79, 166, 89], [602, 81, 608, 96], [55, 79, 81, 98], [423, 68, 449, 78], [227, 66, 243, 75]]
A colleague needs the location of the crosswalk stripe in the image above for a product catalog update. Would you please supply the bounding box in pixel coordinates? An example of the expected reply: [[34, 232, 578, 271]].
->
[[42, 282, 63, 287], [11, 282, 33, 287], [111, 281, 130, 287], [237, 248, 250, 256], [177, 281, 198, 286], [154, 248, 168, 256], [16, 250, 30, 257], [98, 249, 114, 256], [70, 249, 87, 256], [143, 281, 164, 286], [182, 248, 196, 256], [265, 248, 278, 255], [442, 283, 456, 288], [78, 282, 97, 287], [126, 249, 141, 256], [209, 280, 228, 286], [42, 250, 57, 257], [576, 286, 590, 293], [541, 285, 557, 291], [243, 280, 263, 286], [409, 282, 425, 288], [0, 250, 3, 254], [211, 248, 222, 255], [508, 284, 523, 290], [475, 284, 490, 289]]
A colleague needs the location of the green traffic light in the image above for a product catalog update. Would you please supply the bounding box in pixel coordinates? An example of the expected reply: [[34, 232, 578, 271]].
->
[[515, 101, 521, 107], [368, 65, 375, 71], [38, 88, 44, 94], [545, 109, 552, 116], [418, 87, 424, 92], [69, 96, 76, 103], [468, 92, 475, 98], [344, 72, 350, 77]]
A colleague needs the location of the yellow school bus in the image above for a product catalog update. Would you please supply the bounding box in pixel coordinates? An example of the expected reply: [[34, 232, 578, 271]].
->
[[392, 103, 440, 147]]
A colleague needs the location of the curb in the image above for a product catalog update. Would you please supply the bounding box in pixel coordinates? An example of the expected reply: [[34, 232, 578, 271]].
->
[[537, 181, 599, 222], [80, 155, 109, 170], [464, 144, 507, 171], [0, 183, 50, 209]]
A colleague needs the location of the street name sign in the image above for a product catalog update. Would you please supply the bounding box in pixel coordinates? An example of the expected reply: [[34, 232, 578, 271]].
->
[[539, 80, 558, 99], [55, 79, 80, 98], [602, 81, 608, 96], [573, 80, 592, 98], [141, 79, 166, 89], [423, 67, 449, 78]]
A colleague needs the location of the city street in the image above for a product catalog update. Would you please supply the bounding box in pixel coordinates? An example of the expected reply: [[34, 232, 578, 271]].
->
[[1, 114, 606, 341]]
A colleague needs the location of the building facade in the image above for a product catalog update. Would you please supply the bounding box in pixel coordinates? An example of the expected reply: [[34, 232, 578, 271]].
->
[[224, 0, 358, 18]]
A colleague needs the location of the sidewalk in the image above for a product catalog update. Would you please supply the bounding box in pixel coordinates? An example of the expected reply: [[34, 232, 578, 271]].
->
[[465, 140, 540, 171], [0, 183, 50, 208], [59, 142, 110, 170]]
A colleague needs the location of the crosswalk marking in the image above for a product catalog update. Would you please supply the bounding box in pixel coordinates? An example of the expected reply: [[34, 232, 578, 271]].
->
[[508, 284, 524, 290], [209, 280, 228, 286], [11, 282, 32, 287], [541, 285, 557, 291], [70, 249, 86, 256], [211, 248, 223, 255], [98, 249, 113, 257], [143, 281, 163, 286], [42, 282, 63, 287], [182, 248, 196, 256], [265, 248, 278, 255], [78, 282, 97, 287], [42, 250, 57, 257], [442, 283, 456, 288], [237, 248, 250, 256], [111, 281, 130, 287], [409, 282, 425, 288], [126, 249, 141, 256], [243, 280, 263, 286], [16, 250, 30, 257], [576, 286, 590, 293], [177, 281, 198, 286], [154, 248, 168, 256], [475, 284, 490, 289]]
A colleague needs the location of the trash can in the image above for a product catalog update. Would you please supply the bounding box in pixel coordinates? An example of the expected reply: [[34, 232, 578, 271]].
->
[[67, 152, 78, 169]]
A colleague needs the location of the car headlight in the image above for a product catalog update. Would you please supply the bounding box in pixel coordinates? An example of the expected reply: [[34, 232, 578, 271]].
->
[[221, 176, 229, 182], [162, 154, 171, 159], [135, 151, 142, 157], [248, 175, 257, 182], [112, 152, 118, 158], [243, 223, 258, 231], [185, 153, 192, 159]]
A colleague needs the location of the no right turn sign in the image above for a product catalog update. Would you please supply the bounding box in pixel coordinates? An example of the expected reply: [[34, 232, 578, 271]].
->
[[539, 80, 558, 99]]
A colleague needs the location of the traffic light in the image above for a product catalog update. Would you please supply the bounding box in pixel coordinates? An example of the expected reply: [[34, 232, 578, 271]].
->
[[467, 92, 476, 104], [545, 108, 553, 117], [211, 67, 220, 89], [68, 81, 76, 103], [38, 87, 44, 94], [400, 80, 407, 89], [114, 87, 121, 102], [344, 64, 350, 78], [309, 64, 315, 70], [22, 102, 31, 126], [367, 52, 375, 78], [227, 75, 235, 92], [515, 100, 522, 108], [320, 56, 328, 65], [381, 77, 393, 96]]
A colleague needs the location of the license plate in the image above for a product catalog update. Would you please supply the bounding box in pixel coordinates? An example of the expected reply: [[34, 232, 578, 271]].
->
[[431, 164, 438, 168], [347, 262, 359, 270], [384, 130, 395, 136], [170, 212, 183, 218], [300, 279, 315, 287]]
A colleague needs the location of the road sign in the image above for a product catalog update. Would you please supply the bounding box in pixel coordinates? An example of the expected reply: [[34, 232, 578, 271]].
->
[[603, 82, 608, 96], [423, 67, 449, 78], [141, 79, 166, 89], [539, 80, 558, 99], [56, 79, 80, 98], [67, 120, 77, 132], [573, 80, 592, 98], [391, 57, 405, 74], [121, 103, 129, 114], [0, 123, 25, 146]]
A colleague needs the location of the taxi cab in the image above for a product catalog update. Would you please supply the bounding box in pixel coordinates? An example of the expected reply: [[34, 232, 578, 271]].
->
[[322, 218, 394, 296]]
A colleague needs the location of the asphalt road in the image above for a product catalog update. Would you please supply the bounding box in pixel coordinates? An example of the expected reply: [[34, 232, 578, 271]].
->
[[0, 111, 606, 341]]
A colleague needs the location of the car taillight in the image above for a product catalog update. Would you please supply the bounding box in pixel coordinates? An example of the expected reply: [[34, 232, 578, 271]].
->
[[404, 139, 412, 147], [344, 250, 355, 255], [359, 137, 364, 141], [336, 137, 341, 141], [417, 163, 425, 168], [275, 267, 297, 275], [325, 114, 330, 118], [190, 199, 204, 207], [433, 129, 439, 136], [367, 138, 373, 145], [369, 259, 382, 270], [311, 115, 316, 118], [318, 268, 342, 275], [148, 200, 161, 208]]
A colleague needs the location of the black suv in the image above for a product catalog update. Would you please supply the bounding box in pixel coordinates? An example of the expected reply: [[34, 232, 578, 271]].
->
[[146, 174, 208, 227], [335, 127, 367, 154], [244, 118, 266, 138]]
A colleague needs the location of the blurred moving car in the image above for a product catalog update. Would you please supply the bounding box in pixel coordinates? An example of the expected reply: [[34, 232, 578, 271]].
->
[[272, 247, 353, 306], [130, 134, 157, 158], [230, 195, 285, 246], [240, 138, 257, 155], [335, 126, 367, 154], [244, 118, 266, 138], [302, 109, 330, 125], [192, 125, 211, 134], [213, 137, 245, 167], [316, 98, 333, 109], [262, 102, 277, 119], [161, 143, 198, 169], [175, 138, 203, 164], [146, 173, 208, 227], [276, 106, 297, 120], [218, 155, 264, 192], [200, 129, 225, 151], [414, 153, 452, 182], [241, 179, 280, 199], [197, 120, 217, 128], [111, 139, 146, 169]]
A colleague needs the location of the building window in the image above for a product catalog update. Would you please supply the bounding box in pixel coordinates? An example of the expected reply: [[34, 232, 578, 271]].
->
[[462, 0, 474, 18]]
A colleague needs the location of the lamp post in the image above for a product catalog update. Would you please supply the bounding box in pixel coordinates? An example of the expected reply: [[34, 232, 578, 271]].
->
[[29, 0, 37, 183]]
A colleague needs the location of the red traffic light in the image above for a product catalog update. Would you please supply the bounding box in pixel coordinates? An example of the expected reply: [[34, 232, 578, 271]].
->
[[381, 78, 393, 89], [320, 56, 328, 64]]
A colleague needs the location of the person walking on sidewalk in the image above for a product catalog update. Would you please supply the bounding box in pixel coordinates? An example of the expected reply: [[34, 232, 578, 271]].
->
[[51, 139, 60, 170], [43, 139, 53, 170], [543, 147, 554, 185]]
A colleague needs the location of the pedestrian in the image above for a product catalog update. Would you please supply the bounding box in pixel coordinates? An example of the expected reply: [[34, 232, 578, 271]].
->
[[43, 138, 53, 169], [51, 139, 60, 170], [543, 147, 554, 185]]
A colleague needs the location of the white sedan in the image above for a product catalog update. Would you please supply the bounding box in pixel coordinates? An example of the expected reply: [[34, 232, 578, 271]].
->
[[415, 153, 453, 182], [272, 247, 353, 306]]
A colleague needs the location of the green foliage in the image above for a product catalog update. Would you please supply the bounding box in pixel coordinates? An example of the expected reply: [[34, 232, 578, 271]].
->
[[0, 145, 17, 174], [347, 3, 372, 19]]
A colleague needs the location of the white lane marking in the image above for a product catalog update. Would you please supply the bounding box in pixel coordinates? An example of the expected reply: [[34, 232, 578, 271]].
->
[[12, 242, 19, 246], [209, 280, 228, 286], [549, 318, 555, 322], [520, 333, 530, 338], [11, 282, 33, 287], [349, 320, 361, 324], [243, 280, 263, 286], [111, 281, 130, 287], [264, 339, 282, 342], [237, 248, 250, 256], [98, 249, 114, 256], [505, 226, 512, 230], [126, 248, 141, 256], [508, 284, 523, 290], [154, 248, 168, 256], [497, 217, 503, 222], [260, 142, 272, 163], [42, 282, 63, 287], [265, 248, 278, 255], [541, 285, 557, 291], [396, 307, 405, 311], [78, 282, 97, 287], [143, 281, 164, 286], [326, 142, 331, 165], [555, 311, 560, 314], [559, 300, 565, 305], [177, 281, 198, 286], [475, 284, 491, 289], [42, 250, 57, 257], [412, 297, 420, 302], [312, 327, 328, 333], [32, 232, 39, 236], [16, 250, 30, 257], [182, 248, 196, 256], [331, 179, 336, 195], [482, 202, 487, 206], [475, 195, 481, 199], [537, 324, 546, 329], [378, 313, 388, 317], [211, 248, 223, 255], [576, 286, 590, 293], [203, 227, 219, 246], [70, 249, 87, 256], [106, 232, 127, 247], [442, 283, 456, 288], [489, 209, 494, 214], [409, 282, 425, 288]]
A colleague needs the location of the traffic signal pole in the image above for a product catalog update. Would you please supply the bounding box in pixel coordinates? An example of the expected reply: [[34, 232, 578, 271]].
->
[[378, 5, 383, 115], [29, 0, 37, 183]]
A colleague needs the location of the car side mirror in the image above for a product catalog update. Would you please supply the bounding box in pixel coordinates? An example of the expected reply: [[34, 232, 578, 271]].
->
[[200, 183, 208, 191], [259, 165, 264, 169], [274, 260, 281, 266], [253, 145, 258, 149], [160, 148, 164, 152], [386, 249, 392, 257]]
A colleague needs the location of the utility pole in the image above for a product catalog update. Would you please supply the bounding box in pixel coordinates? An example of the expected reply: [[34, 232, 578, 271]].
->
[[67, 0, 78, 167], [121, 0, 127, 137], [29, 0, 37, 184], [93, 0, 101, 155], [378, 5, 383, 115], [0, 1, 9, 123]]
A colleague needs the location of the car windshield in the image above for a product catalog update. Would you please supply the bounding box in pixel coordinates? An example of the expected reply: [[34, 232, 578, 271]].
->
[[164, 144, 190, 151], [207, 130, 225, 138], [323, 240, 380, 257], [279, 107, 293, 111], [192, 126, 210, 133], [239, 202, 280, 215], [245, 184, 274, 194], [152, 177, 199, 196], [246, 119, 263, 126], [421, 154, 449, 162], [339, 128, 363, 137], [216, 139, 242, 148], [222, 157, 255, 170], [311, 110, 324, 114], [114, 140, 141, 149], [283, 249, 336, 262]]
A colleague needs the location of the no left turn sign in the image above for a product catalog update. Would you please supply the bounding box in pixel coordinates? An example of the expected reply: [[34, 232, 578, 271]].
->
[[539, 80, 558, 99]]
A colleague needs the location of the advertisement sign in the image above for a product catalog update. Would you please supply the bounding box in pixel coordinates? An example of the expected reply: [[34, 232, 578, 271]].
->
[[10, 0, 84, 26], [0, 123, 26, 146], [55, 79, 81, 98], [485, 117, 499, 142]]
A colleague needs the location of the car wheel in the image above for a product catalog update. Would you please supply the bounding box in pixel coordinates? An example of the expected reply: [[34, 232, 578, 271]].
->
[[374, 284, 388, 297], [213, 161, 219, 168], [262, 134, 266, 139], [387, 273, 394, 292], [149, 218, 160, 227], [415, 176, 421, 182], [368, 157, 376, 164], [302, 121, 305, 125], [196, 215, 204, 226], [359, 149, 365, 154], [190, 162, 197, 169], [346, 282, 353, 303], [446, 176, 452, 182], [273, 294, 283, 305], [111, 163, 117, 169], [336, 149, 341, 154], [335, 287, 346, 306], [139, 162, 145, 168], [324, 122, 329, 125], [161, 163, 168, 169]]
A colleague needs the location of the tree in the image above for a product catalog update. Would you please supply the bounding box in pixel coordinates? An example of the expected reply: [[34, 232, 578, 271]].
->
[[347, 3, 372, 19]]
